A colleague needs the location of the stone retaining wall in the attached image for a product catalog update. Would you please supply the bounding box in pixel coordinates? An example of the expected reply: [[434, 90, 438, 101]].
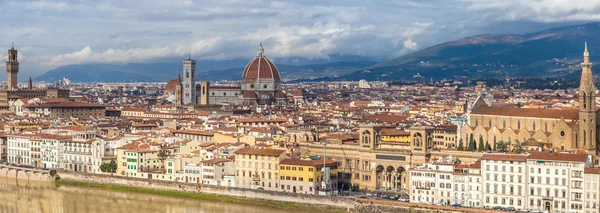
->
[[58, 172, 356, 210], [0, 167, 54, 182]]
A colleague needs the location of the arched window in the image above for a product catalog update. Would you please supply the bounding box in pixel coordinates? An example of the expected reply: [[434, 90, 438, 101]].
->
[[533, 121, 536, 130], [518, 120, 521, 129], [186, 72, 189, 78], [489, 119, 492, 127], [584, 93, 587, 109], [583, 130, 587, 145], [503, 120, 506, 129]]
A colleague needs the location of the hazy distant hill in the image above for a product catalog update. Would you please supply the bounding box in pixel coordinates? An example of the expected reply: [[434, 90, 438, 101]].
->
[[35, 54, 376, 82], [323, 22, 600, 81]]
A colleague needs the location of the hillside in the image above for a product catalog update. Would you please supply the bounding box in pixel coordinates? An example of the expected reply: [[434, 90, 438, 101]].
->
[[329, 22, 600, 81]]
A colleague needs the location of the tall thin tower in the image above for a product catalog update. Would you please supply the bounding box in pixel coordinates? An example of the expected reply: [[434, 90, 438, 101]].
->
[[182, 54, 197, 105], [578, 41, 597, 151], [6, 43, 19, 90]]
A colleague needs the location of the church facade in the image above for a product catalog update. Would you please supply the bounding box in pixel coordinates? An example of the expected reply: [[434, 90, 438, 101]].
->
[[167, 43, 288, 106], [460, 42, 599, 154]]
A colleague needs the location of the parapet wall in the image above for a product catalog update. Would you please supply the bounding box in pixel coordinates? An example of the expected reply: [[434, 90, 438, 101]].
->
[[58, 172, 356, 210], [0, 166, 55, 182]]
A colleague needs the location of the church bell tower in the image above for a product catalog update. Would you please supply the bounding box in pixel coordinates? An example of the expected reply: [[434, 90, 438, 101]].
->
[[578, 42, 597, 151], [6, 43, 19, 90]]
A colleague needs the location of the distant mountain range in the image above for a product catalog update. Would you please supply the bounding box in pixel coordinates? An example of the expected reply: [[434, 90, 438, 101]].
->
[[35, 54, 376, 82], [324, 22, 600, 81], [36, 22, 600, 82]]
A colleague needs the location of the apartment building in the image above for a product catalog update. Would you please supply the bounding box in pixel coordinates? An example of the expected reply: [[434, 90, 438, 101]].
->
[[481, 154, 528, 210], [234, 148, 287, 190], [409, 162, 454, 205], [526, 152, 588, 213], [279, 157, 339, 195], [584, 168, 600, 213], [7, 134, 32, 166]]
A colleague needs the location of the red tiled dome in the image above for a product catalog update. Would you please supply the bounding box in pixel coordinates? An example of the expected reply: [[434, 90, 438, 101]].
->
[[165, 79, 178, 91], [293, 90, 304, 97], [275, 91, 286, 99], [241, 43, 280, 80], [243, 91, 258, 99]]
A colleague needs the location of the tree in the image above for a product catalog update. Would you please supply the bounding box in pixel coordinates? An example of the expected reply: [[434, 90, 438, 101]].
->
[[493, 136, 497, 151], [457, 139, 464, 151], [468, 133, 475, 151], [478, 135, 484, 152], [512, 141, 526, 154], [496, 141, 509, 152], [100, 160, 117, 174], [485, 141, 491, 151], [516, 102, 523, 108], [158, 149, 168, 161]]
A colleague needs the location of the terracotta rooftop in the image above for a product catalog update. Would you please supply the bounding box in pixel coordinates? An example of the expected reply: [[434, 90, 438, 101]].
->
[[25, 101, 105, 108], [234, 148, 285, 156], [472, 106, 579, 120], [280, 158, 337, 166], [481, 153, 529, 161], [528, 151, 587, 162], [173, 129, 214, 136]]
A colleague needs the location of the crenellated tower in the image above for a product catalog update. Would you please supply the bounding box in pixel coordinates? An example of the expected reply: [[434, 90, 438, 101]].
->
[[6, 43, 19, 90], [578, 41, 597, 151]]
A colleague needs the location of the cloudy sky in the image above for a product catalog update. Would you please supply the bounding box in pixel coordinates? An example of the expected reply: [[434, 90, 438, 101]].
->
[[1, 0, 600, 77]]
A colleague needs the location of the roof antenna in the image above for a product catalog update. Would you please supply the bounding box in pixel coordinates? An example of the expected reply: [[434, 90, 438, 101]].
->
[[188, 50, 191, 60]]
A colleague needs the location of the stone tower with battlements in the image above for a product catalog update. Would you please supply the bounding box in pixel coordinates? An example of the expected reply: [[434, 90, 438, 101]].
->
[[6, 43, 19, 90]]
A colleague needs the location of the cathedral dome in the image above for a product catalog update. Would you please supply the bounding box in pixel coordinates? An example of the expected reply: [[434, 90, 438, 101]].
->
[[165, 79, 179, 91], [275, 91, 286, 99], [241, 43, 280, 81], [243, 91, 258, 99]]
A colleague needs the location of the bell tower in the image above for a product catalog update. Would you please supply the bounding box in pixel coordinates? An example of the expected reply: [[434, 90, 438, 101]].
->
[[6, 43, 19, 90], [578, 42, 596, 151]]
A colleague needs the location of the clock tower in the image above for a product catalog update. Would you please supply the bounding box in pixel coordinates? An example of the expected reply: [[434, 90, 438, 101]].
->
[[6, 43, 19, 90]]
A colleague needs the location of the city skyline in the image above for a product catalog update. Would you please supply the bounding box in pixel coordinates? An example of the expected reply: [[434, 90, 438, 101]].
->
[[1, 0, 600, 77]]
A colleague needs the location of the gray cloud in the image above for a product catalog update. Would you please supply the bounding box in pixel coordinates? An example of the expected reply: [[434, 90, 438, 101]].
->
[[0, 0, 599, 75]]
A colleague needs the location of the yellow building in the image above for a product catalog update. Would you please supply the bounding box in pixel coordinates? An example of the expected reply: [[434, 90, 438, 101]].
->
[[279, 157, 338, 194], [380, 129, 411, 143], [234, 148, 287, 191]]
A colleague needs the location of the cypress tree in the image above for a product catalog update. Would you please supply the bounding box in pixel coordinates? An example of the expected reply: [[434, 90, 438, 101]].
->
[[478, 135, 484, 151]]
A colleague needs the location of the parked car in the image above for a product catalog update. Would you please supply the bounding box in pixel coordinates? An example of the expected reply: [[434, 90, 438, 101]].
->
[[492, 206, 504, 211], [398, 198, 409, 202], [504, 207, 515, 211], [365, 193, 373, 197], [529, 209, 541, 213], [451, 203, 462, 207]]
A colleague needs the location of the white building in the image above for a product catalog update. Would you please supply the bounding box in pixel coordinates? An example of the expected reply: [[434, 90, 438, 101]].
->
[[526, 152, 588, 213], [584, 168, 600, 213], [62, 130, 99, 173], [481, 153, 528, 210], [183, 163, 203, 184], [7, 134, 32, 166], [201, 158, 235, 186], [358, 79, 371, 88], [409, 162, 454, 205], [41, 136, 67, 169]]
